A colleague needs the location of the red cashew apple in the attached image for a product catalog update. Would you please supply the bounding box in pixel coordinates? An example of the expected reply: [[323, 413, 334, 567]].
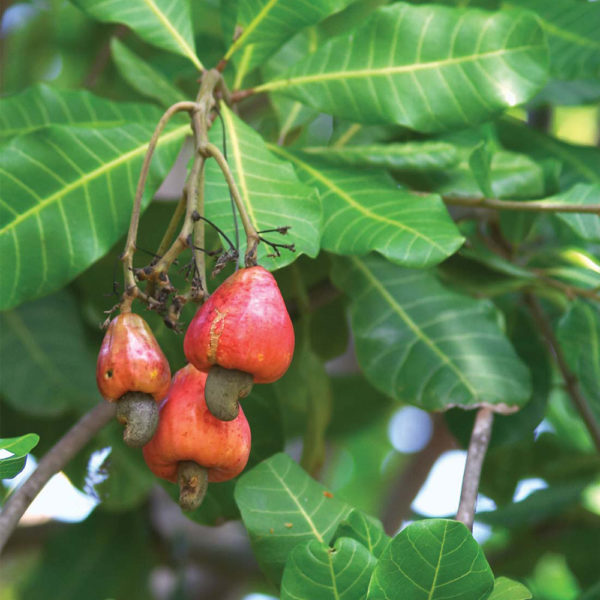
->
[[183, 266, 294, 421], [142, 364, 251, 510], [97, 312, 171, 447]]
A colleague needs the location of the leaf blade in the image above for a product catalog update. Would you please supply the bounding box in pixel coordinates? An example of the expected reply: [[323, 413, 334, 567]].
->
[[0, 433, 40, 479]]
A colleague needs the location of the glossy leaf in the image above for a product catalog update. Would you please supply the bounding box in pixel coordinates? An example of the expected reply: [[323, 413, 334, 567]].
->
[[235, 452, 350, 584], [549, 184, 600, 242], [111, 38, 187, 108], [0, 433, 40, 479], [367, 519, 494, 600], [269, 147, 463, 268], [258, 3, 548, 131], [281, 537, 376, 600], [70, 0, 202, 69], [0, 291, 98, 416], [506, 0, 600, 79], [489, 577, 532, 600], [0, 84, 163, 140], [0, 122, 188, 310], [225, 0, 351, 84], [331, 255, 531, 412], [331, 508, 391, 558], [205, 105, 321, 271], [300, 141, 460, 171]]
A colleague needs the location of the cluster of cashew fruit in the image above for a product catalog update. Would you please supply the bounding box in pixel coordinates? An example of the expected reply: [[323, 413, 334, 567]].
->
[[96, 266, 294, 510]]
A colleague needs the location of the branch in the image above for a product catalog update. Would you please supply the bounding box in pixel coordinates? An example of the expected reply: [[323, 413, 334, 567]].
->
[[456, 407, 494, 531], [0, 401, 116, 555], [524, 293, 600, 452], [442, 195, 600, 214]]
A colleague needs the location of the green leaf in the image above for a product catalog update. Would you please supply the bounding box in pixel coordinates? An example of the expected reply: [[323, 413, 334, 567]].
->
[[0, 122, 187, 310], [332, 255, 532, 412], [257, 3, 548, 131], [367, 519, 494, 600], [505, 0, 600, 80], [225, 0, 352, 84], [269, 147, 464, 268], [205, 105, 321, 271], [300, 141, 460, 171], [70, 0, 202, 69], [111, 38, 187, 108], [548, 184, 600, 242], [235, 452, 351, 584], [281, 537, 377, 600], [469, 141, 494, 198], [0, 84, 164, 141], [489, 577, 532, 600], [557, 300, 600, 422], [0, 433, 40, 479], [0, 291, 98, 416], [331, 508, 391, 558]]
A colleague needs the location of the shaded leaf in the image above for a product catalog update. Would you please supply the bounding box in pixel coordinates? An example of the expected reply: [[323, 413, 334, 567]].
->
[[489, 576, 532, 600], [270, 147, 463, 268], [205, 105, 321, 270], [0, 84, 163, 140], [368, 519, 494, 600], [0, 122, 187, 310], [111, 38, 187, 108], [0, 291, 98, 416], [71, 0, 202, 69], [281, 537, 376, 600], [331, 255, 531, 412], [235, 452, 351, 584], [258, 3, 548, 131], [0, 433, 40, 479], [549, 184, 600, 242], [331, 508, 391, 558]]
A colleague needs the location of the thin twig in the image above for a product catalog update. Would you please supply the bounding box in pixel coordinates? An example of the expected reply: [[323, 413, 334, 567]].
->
[[0, 402, 116, 555], [456, 407, 494, 531], [524, 294, 600, 452], [442, 195, 600, 214]]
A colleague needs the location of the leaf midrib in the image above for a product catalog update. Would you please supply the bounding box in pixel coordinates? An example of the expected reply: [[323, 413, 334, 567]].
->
[[0, 124, 189, 236], [225, 0, 280, 60]]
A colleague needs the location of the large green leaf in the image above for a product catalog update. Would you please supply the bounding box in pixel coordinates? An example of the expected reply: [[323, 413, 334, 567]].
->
[[331, 255, 532, 412], [281, 537, 377, 600], [257, 3, 548, 131], [331, 508, 391, 558], [205, 105, 321, 271], [0, 84, 163, 141], [547, 184, 600, 242], [225, 0, 351, 84], [235, 452, 351, 584], [505, 0, 600, 79], [489, 577, 532, 600], [0, 291, 98, 416], [70, 0, 202, 69], [110, 38, 187, 108], [0, 122, 188, 310], [0, 433, 40, 479], [269, 147, 463, 268], [367, 519, 494, 600]]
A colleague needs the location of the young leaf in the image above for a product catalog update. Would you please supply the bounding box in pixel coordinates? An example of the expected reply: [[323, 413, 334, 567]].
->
[[549, 184, 600, 242], [235, 452, 350, 584], [331, 255, 532, 412], [0, 291, 98, 416], [0, 84, 164, 140], [257, 3, 548, 131], [0, 433, 40, 479], [269, 147, 464, 268], [489, 576, 532, 600], [331, 508, 391, 558], [111, 38, 187, 108], [70, 0, 202, 70], [281, 537, 377, 600], [205, 105, 321, 270], [507, 0, 600, 80], [0, 122, 187, 310], [367, 519, 494, 600]]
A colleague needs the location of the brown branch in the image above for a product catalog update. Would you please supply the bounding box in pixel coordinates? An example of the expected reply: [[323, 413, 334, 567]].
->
[[442, 194, 600, 214], [0, 402, 116, 555], [525, 293, 600, 452], [456, 407, 494, 531]]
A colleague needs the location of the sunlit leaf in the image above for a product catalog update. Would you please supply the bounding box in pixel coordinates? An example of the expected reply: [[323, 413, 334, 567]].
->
[[0, 433, 39, 479], [331, 508, 391, 558], [489, 576, 532, 600]]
